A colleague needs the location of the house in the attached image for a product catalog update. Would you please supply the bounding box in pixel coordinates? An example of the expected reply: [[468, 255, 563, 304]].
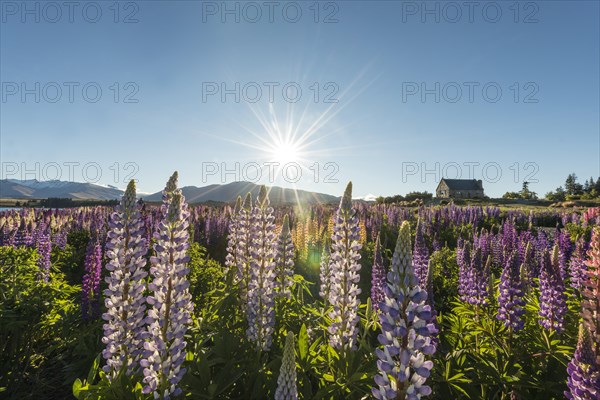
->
[[436, 179, 484, 199]]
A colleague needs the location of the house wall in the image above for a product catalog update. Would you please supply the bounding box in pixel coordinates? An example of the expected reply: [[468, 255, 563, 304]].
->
[[436, 183, 450, 198], [448, 189, 484, 199]]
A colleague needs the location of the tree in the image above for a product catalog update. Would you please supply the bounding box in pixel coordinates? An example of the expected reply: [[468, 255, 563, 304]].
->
[[565, 173, 583, 195], [546, 186, 566, 202]]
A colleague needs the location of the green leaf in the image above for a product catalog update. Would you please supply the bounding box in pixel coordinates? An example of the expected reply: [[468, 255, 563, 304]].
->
[[298, 324, 308, 361], [72, 379, 82, 398], [87, 353, 101, 383], [323, 373, 335, 382]]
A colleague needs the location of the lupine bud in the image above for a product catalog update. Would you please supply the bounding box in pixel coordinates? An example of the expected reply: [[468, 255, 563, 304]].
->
[[246, 186, 277, 351], [275, 332, 298, 400], [328, 182, 362, 351], [102, 180, 148, 379], [275, 215, 295, 298], [141, 173, 194, 399], [372, 221, 435, 400]]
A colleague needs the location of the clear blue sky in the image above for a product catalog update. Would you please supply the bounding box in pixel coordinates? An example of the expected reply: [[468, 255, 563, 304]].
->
[[1, 0, 599, 198]]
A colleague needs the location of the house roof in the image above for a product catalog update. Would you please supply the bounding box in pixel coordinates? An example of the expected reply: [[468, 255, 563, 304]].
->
[[439, 179, 482, 191]]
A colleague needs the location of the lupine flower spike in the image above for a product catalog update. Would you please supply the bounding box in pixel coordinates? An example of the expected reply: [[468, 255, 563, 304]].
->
[[141, 172, 194, 399], [583, 228, 600, 364], [275, 215, 295, 298], [371, 233, 386, 312], [319, 238, 332, 304], [275, 332, 298, 400], [328, 182, 362, 351], [224, 196, 242, 276], [102, 180, 148, 379], [246, 186, 277, 351], [373, 221, 436, 400], [565, 323, 600, 400]]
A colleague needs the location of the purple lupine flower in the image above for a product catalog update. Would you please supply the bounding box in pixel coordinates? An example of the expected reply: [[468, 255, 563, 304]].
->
[[275, 214, 295, 298], [538, 247, 567, 333], [52, 229, 67, 250], [372, 221, 435, 400], [328, 182, 362, 351], [35, 222, 51, 282], [246, 186, 277, 351], [413, 219, 430, 285], [583, 228, 600, 365], [519, 241, 535, 292], [497, 250, 525, 332], [423, 260, 439, 352], [457, 240, 471, 301], [371, 234, 386, 312], [102, 180, 148, 379], [318, 239, 331, 304], [82, 240, 102, 320], [236, 193, 253, 301], [275, 331, 298, 400], [13, 220, 30, 247], [556, 229, 573, 280], [565, 323, 600, 400], [569, 238, 589, 291], [141, 173, 194, 399], [224, 196, 242, 276]]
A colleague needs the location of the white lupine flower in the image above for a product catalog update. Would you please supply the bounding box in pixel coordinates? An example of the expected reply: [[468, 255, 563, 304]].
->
[[101, 180, 148, 379]]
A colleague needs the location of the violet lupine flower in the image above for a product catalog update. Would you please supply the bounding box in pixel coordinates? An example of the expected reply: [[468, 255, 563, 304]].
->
[[569, 238, 590, 291], [275, 214, 295, 298], [236, 193, 253, 301], [318, 240, 331, 304], [556, 229, 573, 280], [13, 220, 30, 247], [372, 221, 435, 400], [457, 240, 471, 301], [142, 173, 194, 399], [497, 250, 525, 332], [519, 242, 535, 293], [413, 220, 430, 285], [583, 228, 600, 365], [328, 182, 362, 351], [102, 180, 148, 379], [224, 196, 242, 276], [35, 223, 52, 282], [371, 234, 386, 312], [82, 240, 102, 320], [275, 331, 298, 400], [565, 323, 600, 400], [538, 248, 567, 333], [246, 186, 277, 351]]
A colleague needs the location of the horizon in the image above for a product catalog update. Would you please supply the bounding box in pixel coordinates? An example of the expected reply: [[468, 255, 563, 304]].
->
[[1, 1, 599, 199]]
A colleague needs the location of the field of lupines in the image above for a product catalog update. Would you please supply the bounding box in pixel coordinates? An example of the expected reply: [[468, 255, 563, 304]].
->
[[1, 172, 599, 400]]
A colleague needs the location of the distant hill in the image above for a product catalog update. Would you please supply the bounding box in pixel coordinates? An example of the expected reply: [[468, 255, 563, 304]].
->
[[0, 179, 339, 205], [0, 179, 124, 200], [143, 181, 339, 205]]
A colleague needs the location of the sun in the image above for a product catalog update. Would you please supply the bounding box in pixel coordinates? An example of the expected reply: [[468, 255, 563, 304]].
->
[[270, 140, 300, 164]]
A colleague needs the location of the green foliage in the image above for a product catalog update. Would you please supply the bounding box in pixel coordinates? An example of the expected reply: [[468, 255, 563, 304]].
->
[[0, 246, 84, 399], [187, 242, 226, 308]]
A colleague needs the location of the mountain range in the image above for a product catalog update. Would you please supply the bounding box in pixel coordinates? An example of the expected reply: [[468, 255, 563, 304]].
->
[[0, 179, 340, 205]]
